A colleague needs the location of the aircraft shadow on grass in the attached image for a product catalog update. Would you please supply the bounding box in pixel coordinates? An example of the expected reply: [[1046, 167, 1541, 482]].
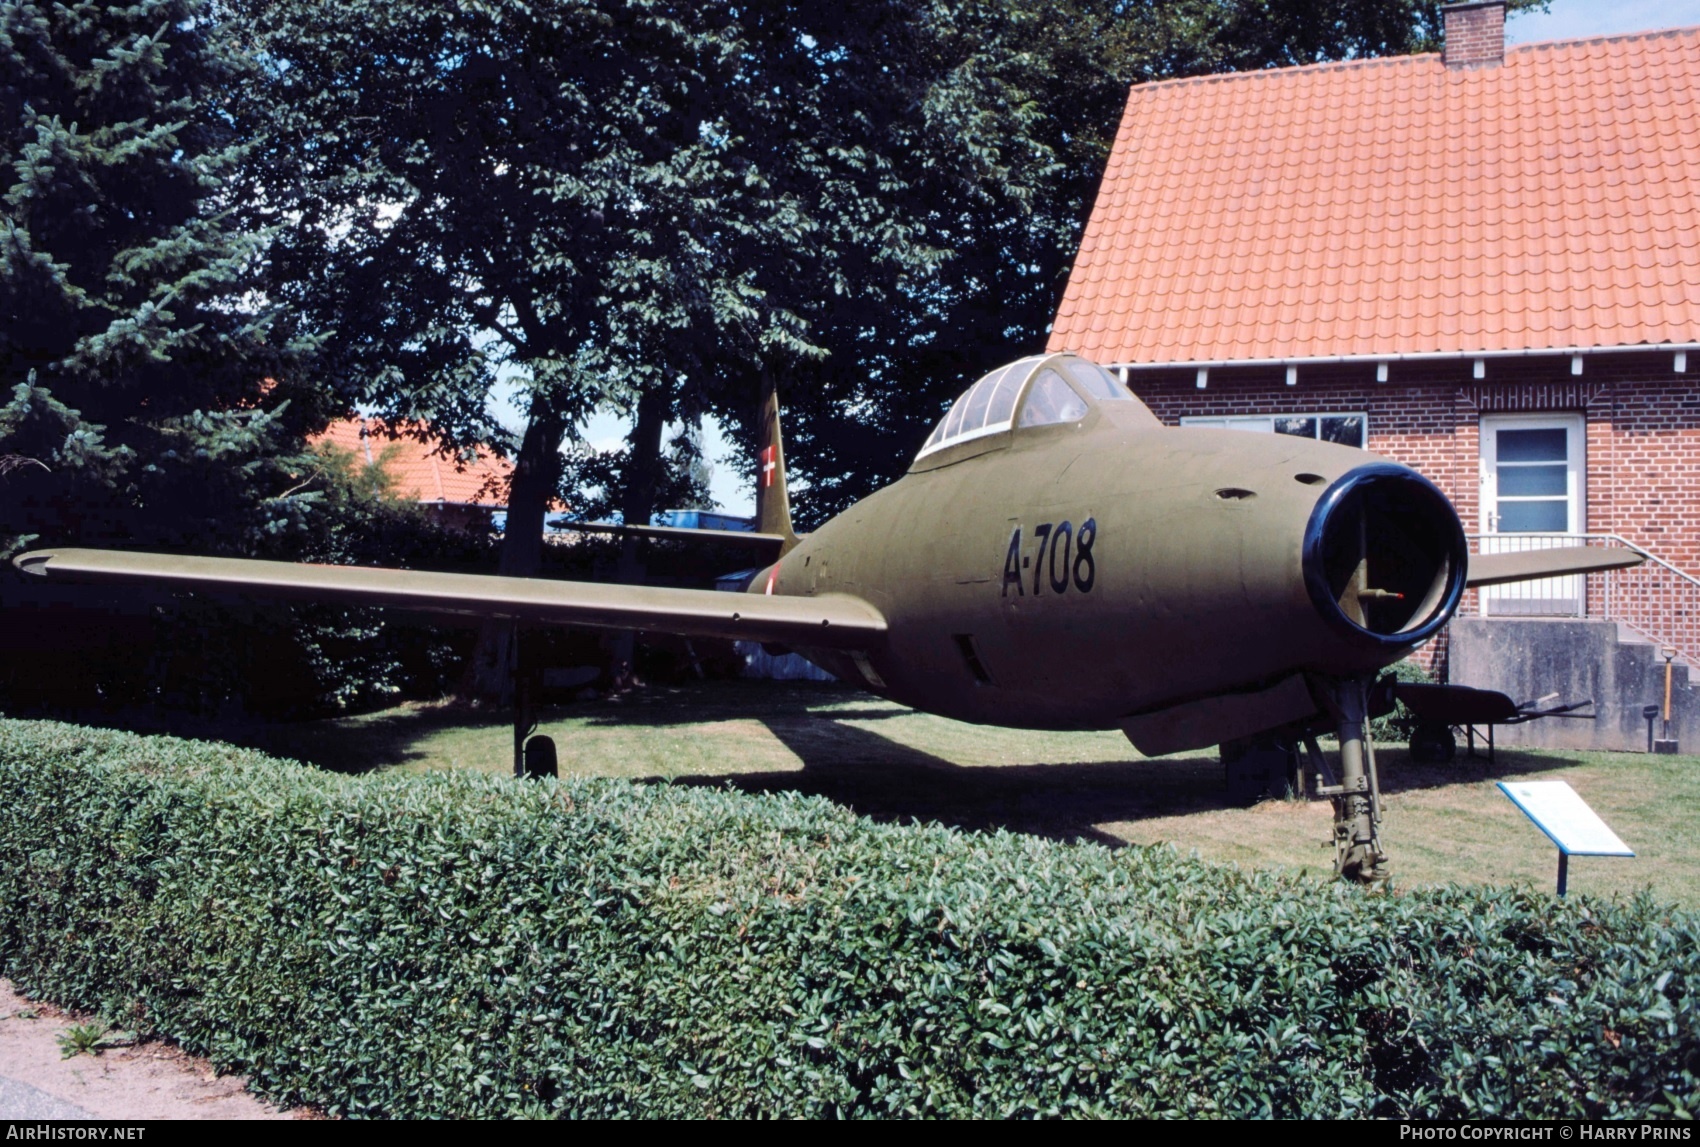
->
[[24, 681, 1579, 847], [650, 717, 1212, 849], [625, 705, 1582, 849]]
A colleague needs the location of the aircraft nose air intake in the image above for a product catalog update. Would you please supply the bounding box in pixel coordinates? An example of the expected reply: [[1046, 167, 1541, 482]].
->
[[1302, 463, 1467, 648]]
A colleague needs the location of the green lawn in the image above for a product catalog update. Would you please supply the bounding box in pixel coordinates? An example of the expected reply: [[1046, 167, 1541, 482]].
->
[[216, 678, 1700, 908]]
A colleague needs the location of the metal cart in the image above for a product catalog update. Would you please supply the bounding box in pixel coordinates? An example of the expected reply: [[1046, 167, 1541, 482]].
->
[[1395, 682, 1594, 764]]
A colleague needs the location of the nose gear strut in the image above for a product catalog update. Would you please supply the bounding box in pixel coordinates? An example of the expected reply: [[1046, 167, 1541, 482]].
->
[[1310, 677, 1388, 884]]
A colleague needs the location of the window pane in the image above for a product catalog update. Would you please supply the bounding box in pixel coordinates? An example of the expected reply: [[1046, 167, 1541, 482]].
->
[[1498, 428, 1567, 462], [959, 373, 998, 431], [983, 364, 1025, 427], [1018, 371, 1089, 428], [1498, 500, 1568, 532], [1321, 415, 1365, 447], [1498, 464, 1567, 497], [1061, 359, 1130, 401], [1275, 417, 1317, 439], [941, 392, 970, 440]]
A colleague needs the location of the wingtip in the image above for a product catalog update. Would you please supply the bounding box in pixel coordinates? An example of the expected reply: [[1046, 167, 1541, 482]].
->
[[12, 550, 53, 577], [1464, 544, 1648, 589]]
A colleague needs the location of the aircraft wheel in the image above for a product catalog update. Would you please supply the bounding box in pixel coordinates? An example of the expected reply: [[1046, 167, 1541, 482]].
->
[[1222, 739, 1298, 805], [524, 734, 559, 780], [1408, 721, 1456, 764], [1337, 840, 1391, 884]]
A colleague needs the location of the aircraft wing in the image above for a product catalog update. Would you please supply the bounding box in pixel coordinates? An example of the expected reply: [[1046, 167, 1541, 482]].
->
[[1465, 545, 1644, 589], [13, 548, 886, 649], [560, 520, 790, 552]]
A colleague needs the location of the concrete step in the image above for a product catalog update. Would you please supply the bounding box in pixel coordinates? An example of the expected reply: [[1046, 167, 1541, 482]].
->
[[1611, 622, 1700, 676]]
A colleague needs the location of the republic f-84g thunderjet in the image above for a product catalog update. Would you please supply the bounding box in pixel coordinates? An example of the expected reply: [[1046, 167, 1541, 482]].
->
[[16, 353, 1639, 881]]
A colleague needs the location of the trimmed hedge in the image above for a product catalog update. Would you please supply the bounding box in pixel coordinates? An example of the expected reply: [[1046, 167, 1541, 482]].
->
[[0, 719, 1695, 1119]]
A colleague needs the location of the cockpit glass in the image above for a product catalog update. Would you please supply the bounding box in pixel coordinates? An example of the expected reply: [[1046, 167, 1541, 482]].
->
[[1061, 359, 1132, 401], [914, 357, 1042, 460], [915, 354, 1131, 463], [983, 363, 1025, 426], [1017, 370, 1089, 428], [959, 368, 999, 429], [941, 394, 970, 441]]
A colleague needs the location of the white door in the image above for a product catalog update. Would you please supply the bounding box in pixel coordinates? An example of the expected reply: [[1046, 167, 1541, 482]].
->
[[1479, 413, 1586, 616]]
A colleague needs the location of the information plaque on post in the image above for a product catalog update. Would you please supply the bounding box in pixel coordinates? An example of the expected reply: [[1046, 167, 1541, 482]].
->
[[1497, 780, 1634, 896]]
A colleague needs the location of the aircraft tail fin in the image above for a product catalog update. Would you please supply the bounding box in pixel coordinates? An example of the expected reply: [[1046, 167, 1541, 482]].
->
[[756, 379, 800, 556]]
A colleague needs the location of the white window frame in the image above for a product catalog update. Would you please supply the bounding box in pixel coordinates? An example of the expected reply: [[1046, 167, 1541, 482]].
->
[[1479, 413, 1585, 536], [1180, 412, 1368, 448]]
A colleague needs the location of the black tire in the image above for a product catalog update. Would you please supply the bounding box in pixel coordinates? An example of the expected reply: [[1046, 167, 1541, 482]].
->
[[1222, 740, 1300, 804], [523, 734, 559, 780], [1409, 721, 1456, 764]]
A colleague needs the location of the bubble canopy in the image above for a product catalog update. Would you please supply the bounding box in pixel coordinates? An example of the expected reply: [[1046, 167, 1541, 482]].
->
[[914, 353, 1138, 462]]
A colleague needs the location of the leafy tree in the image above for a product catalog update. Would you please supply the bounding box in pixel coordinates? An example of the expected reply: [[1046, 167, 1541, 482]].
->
[[779, 0, 1548, 523], [0, 0, 318, 557], [0, 1, 511, 719], [235, 0, 1072, 691], [236, 0, 1551, 541], [236, 1, 1063, 549]]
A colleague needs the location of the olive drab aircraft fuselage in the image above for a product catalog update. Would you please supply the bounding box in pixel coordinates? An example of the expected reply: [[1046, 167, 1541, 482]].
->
[[15, 352, 1642, 882], [757, 369, 1452, 751]]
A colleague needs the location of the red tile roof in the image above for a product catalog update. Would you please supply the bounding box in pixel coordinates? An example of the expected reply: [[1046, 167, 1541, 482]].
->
[[1049, 28, 1700, 365], [310, 418, 511, 507]]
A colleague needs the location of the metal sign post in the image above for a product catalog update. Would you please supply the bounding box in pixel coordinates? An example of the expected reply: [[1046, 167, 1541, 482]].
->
[[1497, 781, 1634, 897]]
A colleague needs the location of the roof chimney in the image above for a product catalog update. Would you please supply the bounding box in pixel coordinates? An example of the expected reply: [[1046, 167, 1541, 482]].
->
[[1443, 1, 1506, 69]]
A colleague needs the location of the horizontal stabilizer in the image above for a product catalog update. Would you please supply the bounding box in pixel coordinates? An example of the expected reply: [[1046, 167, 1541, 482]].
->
[[560, 520, 789, 553], [1465, 545, 1644, 589], [13, 549, 885, 649]]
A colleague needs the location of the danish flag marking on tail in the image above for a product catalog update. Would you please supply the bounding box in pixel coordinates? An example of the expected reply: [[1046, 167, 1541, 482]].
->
[[760, 445, 777, 489], [765, 565, 778, 595]]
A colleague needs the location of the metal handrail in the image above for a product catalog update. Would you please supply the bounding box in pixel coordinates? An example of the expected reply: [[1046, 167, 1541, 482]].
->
[[1464, 532, 1700, 667]]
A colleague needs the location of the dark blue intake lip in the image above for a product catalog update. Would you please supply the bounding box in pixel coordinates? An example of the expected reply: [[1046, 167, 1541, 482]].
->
[[1302, 463, 1468, 649]]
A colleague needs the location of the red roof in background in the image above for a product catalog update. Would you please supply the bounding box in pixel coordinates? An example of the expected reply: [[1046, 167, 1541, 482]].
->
[[310, 418, 512, 507], [1049, 28, 1700, 365]]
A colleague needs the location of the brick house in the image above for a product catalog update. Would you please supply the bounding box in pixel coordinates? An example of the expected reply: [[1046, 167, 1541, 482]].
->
[[1049, 1, 1700, 749], [311, 417, 512, 532]]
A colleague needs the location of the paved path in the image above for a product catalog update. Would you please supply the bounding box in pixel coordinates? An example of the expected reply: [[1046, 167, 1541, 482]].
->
[[0, 980, 296, 1120], [0, 1076, 90, 1119]]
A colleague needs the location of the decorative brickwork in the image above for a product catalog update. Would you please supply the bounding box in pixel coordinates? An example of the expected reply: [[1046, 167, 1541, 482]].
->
[[1461, 382, 1610, 411]]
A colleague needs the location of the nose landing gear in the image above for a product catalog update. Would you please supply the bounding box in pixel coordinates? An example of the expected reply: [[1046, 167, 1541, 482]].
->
[[1312, 677, 1388, 884], [1217, 677, 1391, 884]]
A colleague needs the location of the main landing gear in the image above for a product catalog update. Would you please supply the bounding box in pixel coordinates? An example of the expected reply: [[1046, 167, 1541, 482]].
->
[[511, 624, 558, 781]]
